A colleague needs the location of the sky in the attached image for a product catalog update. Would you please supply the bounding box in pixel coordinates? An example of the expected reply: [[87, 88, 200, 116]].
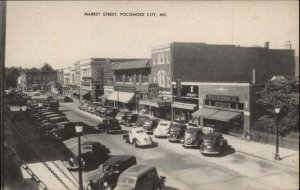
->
[[5, 1, 299, 69]]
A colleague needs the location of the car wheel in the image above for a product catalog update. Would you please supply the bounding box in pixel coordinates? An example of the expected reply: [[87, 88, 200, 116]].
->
[[134, 140, 138, 148]]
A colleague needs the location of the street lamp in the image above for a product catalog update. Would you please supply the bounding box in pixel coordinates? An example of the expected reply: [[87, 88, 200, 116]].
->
[[274, 107, 281, 160], [75, 124, 83, 190]]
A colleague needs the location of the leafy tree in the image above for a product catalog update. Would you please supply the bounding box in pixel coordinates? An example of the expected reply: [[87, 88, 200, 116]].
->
[[255, 77, 299, 135], [40, 63, 54, 71]]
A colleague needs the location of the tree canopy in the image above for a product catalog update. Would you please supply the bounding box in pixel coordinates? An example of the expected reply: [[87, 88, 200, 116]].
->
[[40, 63, 54, 71], [255, 77, 299, 134]]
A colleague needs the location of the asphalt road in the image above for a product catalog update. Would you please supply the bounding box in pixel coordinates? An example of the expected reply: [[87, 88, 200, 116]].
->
[[59, 103, 299, 190], [12, 102, 299, 190]]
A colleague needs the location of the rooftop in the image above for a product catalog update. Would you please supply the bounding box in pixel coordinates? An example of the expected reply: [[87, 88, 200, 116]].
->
[[111, 59, 150, 70]]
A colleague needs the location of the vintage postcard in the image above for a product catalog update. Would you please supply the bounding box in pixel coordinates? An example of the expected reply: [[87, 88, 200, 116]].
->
[[2, 1, 299, 190]]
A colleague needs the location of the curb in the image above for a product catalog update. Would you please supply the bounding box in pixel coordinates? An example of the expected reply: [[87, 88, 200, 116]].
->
[[236, 149, 299, 170]]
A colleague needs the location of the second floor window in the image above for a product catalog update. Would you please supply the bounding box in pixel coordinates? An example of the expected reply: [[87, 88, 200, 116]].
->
[[125, 75, 133, 82], [116, 75, 123, 82], [135, 74, 140, 83], [142, 74, 148, 83]]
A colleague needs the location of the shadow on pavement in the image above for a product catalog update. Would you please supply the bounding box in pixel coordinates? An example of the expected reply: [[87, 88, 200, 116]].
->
[[163, 186, 179, 190]]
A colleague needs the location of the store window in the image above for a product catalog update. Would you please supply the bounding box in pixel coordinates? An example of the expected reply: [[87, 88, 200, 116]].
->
[[238, 103, 244, 110], [125, 75, 134, 82], [216, 102, 222, 108], [142, 74, 148, 83], [135, 74, 140, 83], [223, 102, 230, 109], [116, 75, 123, 82], [230, 102, 236, 109], [204, 100, 210, 106]]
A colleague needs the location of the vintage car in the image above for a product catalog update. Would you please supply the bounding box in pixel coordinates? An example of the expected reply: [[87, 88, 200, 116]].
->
[[33, 112, 56, 123], [46, 121, 76, 140], [40, 116, 69, 133], [86, 155, 137, 190], [87, 104, 98, 113], [115, 111, 130, 124], [114, 165, 166, 190], [36, 113, 64, 127], [95, 106, 109, 117], [65, 141, 110, 171], [153, 121, 172, 138], [123, 113, 139, 127], [78, 102, 90, 111], [104, 107, 119, 118], [182, 128, 204, 148], [167, 124, 187, 143], [97, 118, 122, 134], [142, 118, 160, 134], [134, 115, 150, 127], [93, 105, 105, 115], [123, 128, 153, 147], [200, 133, 228, 155]]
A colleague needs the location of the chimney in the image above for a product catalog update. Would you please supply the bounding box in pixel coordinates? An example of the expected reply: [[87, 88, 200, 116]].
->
[[252, 69, 256, 84], [264, 41, 269, 49], [284, 40, 292, 49]]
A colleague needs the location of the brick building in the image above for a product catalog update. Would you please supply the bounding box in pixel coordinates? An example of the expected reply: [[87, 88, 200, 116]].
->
[[105, 59, 151, 111], [171, 82, 263, 134], [151, 42, 295, 89], [24, 71, 58, 92]]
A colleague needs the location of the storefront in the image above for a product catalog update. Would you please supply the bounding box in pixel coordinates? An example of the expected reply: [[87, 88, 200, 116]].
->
[[172, 82, 262, 134], [171, 84, 199, 124], [106, 85, 136, 111]]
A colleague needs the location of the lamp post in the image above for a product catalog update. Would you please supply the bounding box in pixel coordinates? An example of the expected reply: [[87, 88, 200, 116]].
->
[[274, 107, 281, 160], [75, 124, 83, 190]]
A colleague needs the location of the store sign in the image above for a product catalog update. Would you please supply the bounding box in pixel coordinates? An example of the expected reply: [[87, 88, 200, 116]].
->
[[114, 85, 135, 93], [148, 83, 159, 99], [206, 94, 239, 103], [172, 84, 199, 98]]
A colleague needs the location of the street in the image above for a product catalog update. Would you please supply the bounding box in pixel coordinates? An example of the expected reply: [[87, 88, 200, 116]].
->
[[13, 102, 299, 190]]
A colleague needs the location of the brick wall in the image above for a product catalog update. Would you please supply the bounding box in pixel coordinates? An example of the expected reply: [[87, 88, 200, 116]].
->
[[172, 42, 295, 83]]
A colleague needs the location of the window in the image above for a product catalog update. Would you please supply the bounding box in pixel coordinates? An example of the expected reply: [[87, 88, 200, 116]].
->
[[223, 102, 229, 109], [125, 75, 133, 82], [230, 103, 236, 109], [157, 70, 166, 87], [238, 103, 244, 110], [116, 75, 123, 82], [211, 101, 215, 106], [216, 102, 222, 108], [135, 74, 140, 83], [152, 53, 157, 65], [166, 51, 171, 64], [142, 74, 148, 83], [204, 100, 210, 106]]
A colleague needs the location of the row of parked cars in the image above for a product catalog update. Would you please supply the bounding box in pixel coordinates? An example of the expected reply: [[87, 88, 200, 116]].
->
[[27, 102, 79, 141]]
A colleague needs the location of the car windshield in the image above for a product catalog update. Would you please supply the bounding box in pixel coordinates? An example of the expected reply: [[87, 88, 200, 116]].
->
[[203, 137, 217, 143], [158, 123, 170, 129], [103, 165, 113, 171], [170, 126, 182, 131], [135, 130, 145, 134], [116, 112, 125, 117], [82, 145, 93, 151], [117, 177, 136, 188]]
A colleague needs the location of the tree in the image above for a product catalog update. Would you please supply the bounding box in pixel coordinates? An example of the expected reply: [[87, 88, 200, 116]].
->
[[255, 77, 299, 134], [40, 63, 54, 71]]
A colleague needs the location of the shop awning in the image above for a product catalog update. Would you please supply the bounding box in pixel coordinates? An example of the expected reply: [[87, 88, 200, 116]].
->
[[139, 100, 159, 107], [209, 110, 242, 122], [98, 94, 109, 100], [172, 102, 197, 110], [192, 108, 219, 118], [107, 91, 135, 103]]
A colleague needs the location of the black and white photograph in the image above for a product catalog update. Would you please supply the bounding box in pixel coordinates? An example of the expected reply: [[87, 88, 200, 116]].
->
[[1, 1, 299, 190]]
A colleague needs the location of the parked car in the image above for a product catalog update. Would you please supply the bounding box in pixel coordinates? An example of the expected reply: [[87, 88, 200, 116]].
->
[[114, 165, 166, 190], [134, 115, 150, 127], [115, 111, 130, 124], [142, 118, 160, 134], [123, 127, 153, 147], [78, 102, 90, 111], [96, 106, 109, 117], [46, 121, 76, 140], [182, 128, 204, 148], [124, 113, 139, 127], [200, 133, 228, 155], [153, 121, 172, 138], [59, 96, 73, 102], [93, 105, 105, 115], [40, 116, 69, 133], [97, 118, 122, 134], [105, 107, 119, 118], [86, 155, 137, 190], [65, 141, 110, 170], [36, 113, 63, 127], [167, 124, 187, 143]]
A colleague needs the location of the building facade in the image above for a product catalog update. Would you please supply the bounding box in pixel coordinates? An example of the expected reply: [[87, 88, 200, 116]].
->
[[151, 42, 295, 89], [105, 59, 151, 111], [24, 71, 58, 92], [172, 82, 263, 135]]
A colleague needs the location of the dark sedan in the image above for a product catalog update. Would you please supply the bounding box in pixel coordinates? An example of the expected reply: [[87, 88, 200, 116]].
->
[[182, 128, 204, 148], [200, 133, 228, 155], [143, 118, 160, 134], [167, 124, 187, 143]]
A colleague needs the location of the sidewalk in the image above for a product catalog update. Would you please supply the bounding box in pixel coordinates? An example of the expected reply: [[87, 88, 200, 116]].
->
[[224, 134, 299, 169]]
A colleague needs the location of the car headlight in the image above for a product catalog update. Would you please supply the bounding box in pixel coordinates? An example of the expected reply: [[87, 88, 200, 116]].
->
[[104, 182, 108, 187]]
